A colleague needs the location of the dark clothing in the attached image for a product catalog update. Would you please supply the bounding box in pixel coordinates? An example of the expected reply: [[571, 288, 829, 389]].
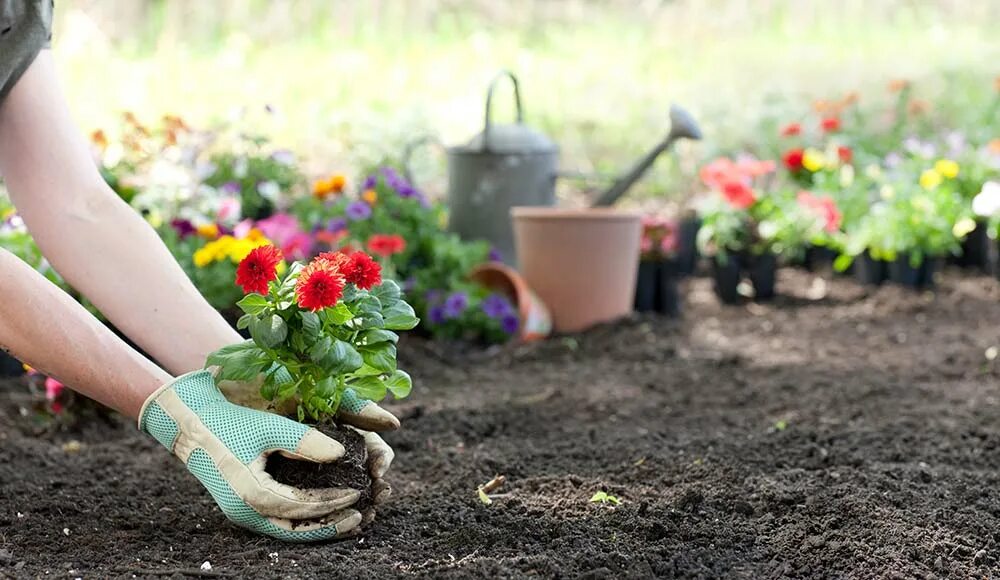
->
[[0, 0, 53, 103]]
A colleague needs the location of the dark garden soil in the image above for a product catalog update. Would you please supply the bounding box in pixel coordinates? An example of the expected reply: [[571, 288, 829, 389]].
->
[[266, 423, 372, 512], [5, 268, 1000, 578]]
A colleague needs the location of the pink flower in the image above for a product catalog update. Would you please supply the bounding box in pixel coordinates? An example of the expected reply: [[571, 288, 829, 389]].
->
[[217, 197, 242, 223], [797, 191, 842, 233], [233, 219, 255, 239], [45, 377, 64, 402], [255, 213, 302, 247], [699, 158, 739, 190], [282, 232, 314, 261]]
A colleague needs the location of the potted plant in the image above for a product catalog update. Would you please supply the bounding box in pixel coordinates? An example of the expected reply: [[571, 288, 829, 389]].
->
[[635, 216, 682, 316], [206, 245, 418, 508], [695, 156, 788, 303]]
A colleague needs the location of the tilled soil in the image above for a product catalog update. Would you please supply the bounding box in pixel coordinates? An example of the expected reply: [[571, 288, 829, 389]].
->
[[3, 268, 1000, 579]]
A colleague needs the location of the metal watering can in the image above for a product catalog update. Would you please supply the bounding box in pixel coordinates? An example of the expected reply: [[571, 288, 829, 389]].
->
[[408, 70, 702, 266]]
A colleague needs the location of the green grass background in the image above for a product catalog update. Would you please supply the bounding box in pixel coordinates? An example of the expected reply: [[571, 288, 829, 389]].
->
[[53, 0, 1000, 205]]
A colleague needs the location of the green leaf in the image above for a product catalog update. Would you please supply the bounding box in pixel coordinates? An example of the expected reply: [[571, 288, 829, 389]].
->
[[260, 374, 279, 401], [383, 301, 419, 330], [370, 280, 401, 306], [318, 340, 364, 375], [276, 378, 299, 402], [477, 487, 493, 505], [309, 336, 333, 364], [325, 303, 355, 325], [349, 375, 387, 401], [340, 285, 360, 303], [250, 314, 288, 349], [359, 329, 399, 345], [289, 330, 307, 354], [358, 310, 385, 330], [236, 313, 253, 330], [205, 341, 270, 382], [358, 342, 396, 373], [384, 370, 412, 399], [237, 293, 270, 316], [353, 363, 385, 377], [299, 311, 321, 339], [315, 376, 338, 399]]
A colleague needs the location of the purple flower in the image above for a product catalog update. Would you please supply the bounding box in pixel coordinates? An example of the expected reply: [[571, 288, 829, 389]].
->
[[488, 247, 503, 262], [481, 293, 512, 319], [443, 291, 469, 319], [346, 201, 372, 221], [362, 174, 378, 190], [429, 305, 447, 325], [500, 314, 520, 335], [170, 219, 196, 239], [402, 277, 417, 293], [220, 181, 241, 195], [425, 289, 443, 304], [328, 217, 347, 232], [381, 166, 401, 181], [270, 149, 296, 166], [884, 152, 903, 169]]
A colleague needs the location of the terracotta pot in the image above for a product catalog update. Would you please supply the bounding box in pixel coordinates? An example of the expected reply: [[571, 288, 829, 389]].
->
[[469, 262, 553, 342], [511, 207, 642, 333]]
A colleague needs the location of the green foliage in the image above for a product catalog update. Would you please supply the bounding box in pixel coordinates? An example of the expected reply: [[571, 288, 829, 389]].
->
[[205, 269, 419, 422], [589, 491, 622, 506]]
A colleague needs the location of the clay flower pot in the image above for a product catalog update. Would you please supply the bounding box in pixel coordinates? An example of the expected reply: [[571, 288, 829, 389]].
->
[[511, 207, 642, 333], [469, 262, 553, 341]]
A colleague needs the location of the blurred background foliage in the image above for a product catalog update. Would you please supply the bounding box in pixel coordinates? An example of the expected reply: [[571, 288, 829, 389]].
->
[[53, 0, 999, 206]]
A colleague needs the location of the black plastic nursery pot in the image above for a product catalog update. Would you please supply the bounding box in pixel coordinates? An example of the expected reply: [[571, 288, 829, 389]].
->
[[854, 252, 889, 286], [711, 254, 743, 305], [748, 253, 777, 301], [803, 245, 838, 273], [953, 221, 991, 270], [677, 217, 702, 276], [634, 260, 682, 316], [0, 350, 24, 377], [634, 261, 659, 313], [658, 259, 682, 317], [888, 254, 938, 289]]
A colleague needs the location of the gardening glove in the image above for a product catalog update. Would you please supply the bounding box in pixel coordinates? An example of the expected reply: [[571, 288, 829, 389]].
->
[[219, 371, 396, 506], [139, 370, 363, 542]]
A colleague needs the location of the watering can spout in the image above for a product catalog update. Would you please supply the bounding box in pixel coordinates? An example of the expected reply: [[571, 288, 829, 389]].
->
[[591, 104, 702, 208]]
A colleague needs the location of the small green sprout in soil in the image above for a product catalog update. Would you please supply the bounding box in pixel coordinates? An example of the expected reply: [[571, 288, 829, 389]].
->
[[590, 491, 621, 505]]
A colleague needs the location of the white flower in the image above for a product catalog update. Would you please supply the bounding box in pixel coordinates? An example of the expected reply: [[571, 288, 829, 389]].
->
[[257, 180, 280, 201], [972, 181, 1000, 217]]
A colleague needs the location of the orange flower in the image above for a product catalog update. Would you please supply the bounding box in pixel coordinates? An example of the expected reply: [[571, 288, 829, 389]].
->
[[295, 259, 345, 311], [90, 130, 108, 150], [162, 114, 188, 131], [362, 189, 378, 205], [313, 179, 332, 199], [888, 79, 910, 93], [842, 92, 859, 106], [908, 99, 929, 116], [330, 174, 347, 193], [989, 139, 1000, 155]]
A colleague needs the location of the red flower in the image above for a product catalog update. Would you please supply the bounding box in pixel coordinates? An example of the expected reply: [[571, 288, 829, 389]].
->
[[783, 148, 805, 172], [295, 259, 345, 311], [780, 123, 802, 137], [367, 234, 407, 258], [797, 191, 842, 233], [699, 158, 738, 190], [721, 180, 756, 209], [837, 145, 853, 163], [343, 252, 382, 290], [235, 245, 283, 295], [820, 117, 841, 132]]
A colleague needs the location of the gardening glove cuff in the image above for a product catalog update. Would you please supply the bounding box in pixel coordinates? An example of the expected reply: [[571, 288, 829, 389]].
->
[[138, 370, 363, 542]]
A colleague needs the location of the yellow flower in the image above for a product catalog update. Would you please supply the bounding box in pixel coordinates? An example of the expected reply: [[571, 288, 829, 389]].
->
[[934, 159, 959, 179], [193, 246, 215, 268], [362, 189, 378, 205], [22, 363, 34, 373], [246, 228, 265, 242], [953, 217, 977, 238], [1, 208, 15, 221], [330, 174, 347, 193], [197, 223, 220, 239], [802, 149, 826, 172], [911, 195, 932, 212], [313, 178, 331, 198], [920, 169, 943, 190]]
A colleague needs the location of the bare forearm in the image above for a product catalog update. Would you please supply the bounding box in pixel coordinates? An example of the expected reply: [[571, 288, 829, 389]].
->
[[0, 248, 171, 417], [0, 52, 241, 375]]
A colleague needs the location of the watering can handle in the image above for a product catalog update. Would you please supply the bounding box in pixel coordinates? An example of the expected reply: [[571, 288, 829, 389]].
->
[[400, 134, 446, 188], [482, 70, 524, 152]]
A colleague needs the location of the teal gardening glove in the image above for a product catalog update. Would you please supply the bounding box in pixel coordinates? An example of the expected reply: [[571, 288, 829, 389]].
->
[[139, 370, 364, 541]]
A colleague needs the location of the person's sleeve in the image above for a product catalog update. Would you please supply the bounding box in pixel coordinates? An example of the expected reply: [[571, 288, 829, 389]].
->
[[0, 0, 54, 105]]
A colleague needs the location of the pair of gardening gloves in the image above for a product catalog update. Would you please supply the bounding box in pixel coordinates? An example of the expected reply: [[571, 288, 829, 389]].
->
[[137, 369, 399, 542]]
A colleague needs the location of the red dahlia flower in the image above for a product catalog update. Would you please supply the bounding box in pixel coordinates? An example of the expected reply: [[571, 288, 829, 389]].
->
[[295, 260, 345, 311], [820, 117, 841, 132], [343, 252, 382, 290], [783, 148, 805, 172], [367, 234, 407, 258], [721, 180, 756, 209], [236, 245, 283, 295], [780, 123, 802, 137]]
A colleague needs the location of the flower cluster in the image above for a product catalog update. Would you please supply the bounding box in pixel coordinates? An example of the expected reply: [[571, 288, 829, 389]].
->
[[640, 217, 679, 260]]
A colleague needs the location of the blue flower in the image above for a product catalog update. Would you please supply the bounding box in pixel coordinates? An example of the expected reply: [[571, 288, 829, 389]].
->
[[481, 293, 512, 319], [500, 314, 520, 335], [346, 201, 372, 221], [443, 291, 469, 319], [488, 247, 503, 262], [362, 174, 377, 190], [429, 305, 447, 325], [328, 218, 347, 232]]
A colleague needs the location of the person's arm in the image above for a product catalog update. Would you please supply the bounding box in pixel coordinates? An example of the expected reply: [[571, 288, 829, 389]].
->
[[0, 247, 169, 417], [0, 50, 240, 376]]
